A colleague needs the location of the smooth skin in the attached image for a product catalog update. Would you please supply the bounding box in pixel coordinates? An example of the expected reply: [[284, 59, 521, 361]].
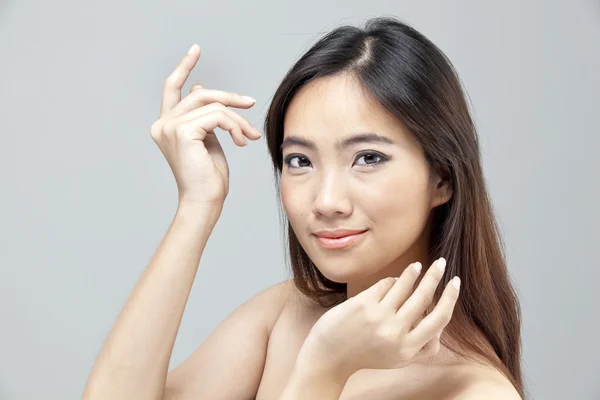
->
[[280, 259, 461, 399], [81, 44, 263, 400], [297, 260, 459, 378], [81, 44, 521, 400]]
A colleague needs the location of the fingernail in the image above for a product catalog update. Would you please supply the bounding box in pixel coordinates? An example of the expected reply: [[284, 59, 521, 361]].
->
[[452, 276, 461, 289], [188, 44, 199, 54], [412, 262, 422, 273], [436, 257, 446, 273], [254, 127, 262, 137], [241, 95, 256, 103]]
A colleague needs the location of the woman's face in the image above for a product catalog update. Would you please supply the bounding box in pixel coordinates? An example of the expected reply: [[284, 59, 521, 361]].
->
[[280, 74, 451, 294]]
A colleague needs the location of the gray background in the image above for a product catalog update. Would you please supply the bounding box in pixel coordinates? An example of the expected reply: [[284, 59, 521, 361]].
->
[[1, 0, 599, 399]]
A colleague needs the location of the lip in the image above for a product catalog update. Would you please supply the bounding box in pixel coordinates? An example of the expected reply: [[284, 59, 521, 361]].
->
[[314, 229, 368, 239], [313, 230, 368, 249]]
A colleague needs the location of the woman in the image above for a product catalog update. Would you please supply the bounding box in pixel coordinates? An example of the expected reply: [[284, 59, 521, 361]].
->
[[82, 17, 525, 400]]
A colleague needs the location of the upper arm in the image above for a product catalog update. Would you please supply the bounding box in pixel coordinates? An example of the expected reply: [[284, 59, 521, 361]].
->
[[163, 279, 293, 400]]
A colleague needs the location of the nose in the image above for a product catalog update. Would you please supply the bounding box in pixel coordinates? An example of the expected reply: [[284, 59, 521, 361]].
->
[[311, 171, 353, 218]]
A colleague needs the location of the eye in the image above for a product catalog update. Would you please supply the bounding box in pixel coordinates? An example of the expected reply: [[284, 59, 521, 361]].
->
[[355, 151, 387, 167], [283, 154, 311, 169], [283, 151, 389, 170]]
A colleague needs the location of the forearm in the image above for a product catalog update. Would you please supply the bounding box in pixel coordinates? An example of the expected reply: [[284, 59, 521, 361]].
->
[[279, 359, 351, 400], [82, 203, 222, 400]]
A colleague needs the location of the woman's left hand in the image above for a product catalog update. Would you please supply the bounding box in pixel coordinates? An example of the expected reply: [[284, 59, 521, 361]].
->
[[296, 258, 461, 380]]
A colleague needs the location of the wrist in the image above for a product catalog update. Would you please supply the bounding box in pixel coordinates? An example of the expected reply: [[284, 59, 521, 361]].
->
[[172, 203, 222, 240], [176, 201, 223, 225]]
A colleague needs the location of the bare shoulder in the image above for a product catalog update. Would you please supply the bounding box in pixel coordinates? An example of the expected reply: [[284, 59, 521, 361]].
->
[[445, 364, 522, 400], [163, 279, 295, 399], [246, 278, 296, 332], [452, 379, 522, 399]]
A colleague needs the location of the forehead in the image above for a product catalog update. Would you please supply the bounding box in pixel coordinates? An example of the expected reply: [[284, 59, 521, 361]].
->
[[283, 74, 408, 145]]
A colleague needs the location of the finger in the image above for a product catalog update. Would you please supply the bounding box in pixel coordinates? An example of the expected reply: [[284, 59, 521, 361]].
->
[[175, 102, 261, 141], [407, 277, 460, 347], [410, 312, 425, 330], [414, 331, 442, 359], [396, 258, 447, 324], [379, 262, 422, 310], [172, 110, 246, 146], [160, 44, 201, 117], [358, 277, 397, 303], [190, 84, 204, 93], [170, 88, 256, 119]]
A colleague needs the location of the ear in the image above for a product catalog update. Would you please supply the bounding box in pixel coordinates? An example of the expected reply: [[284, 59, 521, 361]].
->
[[430, 172, 453, 209]]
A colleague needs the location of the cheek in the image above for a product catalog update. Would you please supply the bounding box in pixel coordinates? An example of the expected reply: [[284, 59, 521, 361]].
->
[[368, 169, 432, 244], [280, 179, 306, 228]]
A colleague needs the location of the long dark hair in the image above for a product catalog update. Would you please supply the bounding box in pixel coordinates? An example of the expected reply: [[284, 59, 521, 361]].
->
[[263, 16, 525, 398]]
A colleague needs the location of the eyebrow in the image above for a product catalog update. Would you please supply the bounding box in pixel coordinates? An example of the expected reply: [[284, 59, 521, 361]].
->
[[280, 132, 396, 153]]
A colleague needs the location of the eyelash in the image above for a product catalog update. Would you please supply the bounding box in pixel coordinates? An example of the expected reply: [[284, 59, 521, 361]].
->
[[282, 151, 389, 170]]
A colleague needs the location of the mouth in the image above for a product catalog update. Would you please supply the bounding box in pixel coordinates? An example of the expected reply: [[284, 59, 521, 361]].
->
[[313, 230, 368, 250]]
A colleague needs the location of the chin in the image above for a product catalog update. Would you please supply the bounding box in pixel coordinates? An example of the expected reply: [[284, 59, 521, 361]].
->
[[311, 258, 373, 284], [298, 231, 395, 282]]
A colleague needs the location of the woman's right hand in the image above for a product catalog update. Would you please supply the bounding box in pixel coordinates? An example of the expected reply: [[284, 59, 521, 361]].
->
[[150, 44, 261, 209]]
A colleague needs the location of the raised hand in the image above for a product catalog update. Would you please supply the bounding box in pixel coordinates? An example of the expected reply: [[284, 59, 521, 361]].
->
[[150, 44, 261, 208], [297, 258, 460, 380]]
